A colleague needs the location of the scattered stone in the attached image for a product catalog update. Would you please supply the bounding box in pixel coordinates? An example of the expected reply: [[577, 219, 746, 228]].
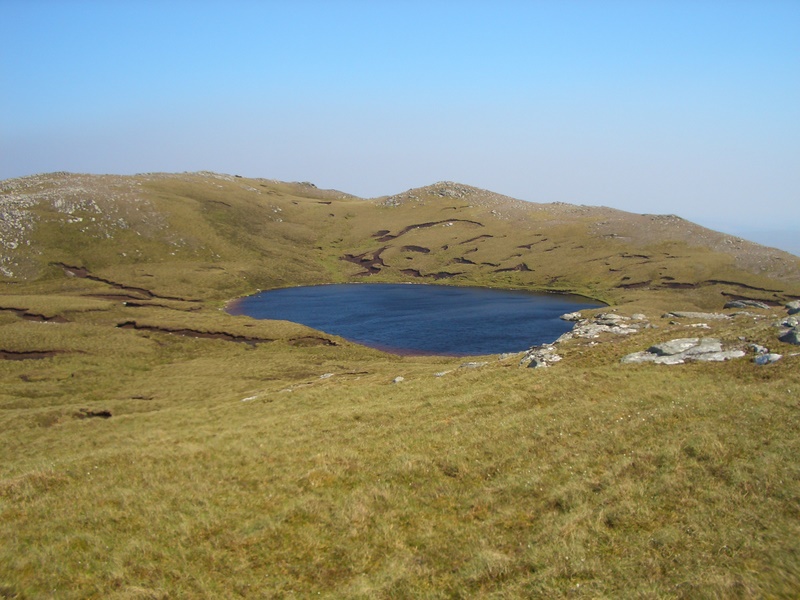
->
[[779, 327, 800, 346], [319, 373, 335, 379], [520, 345, 562, 368], [749, 344, 769, 355], [392, 376, 404, 384], [460, 361, 487, 369], [787, 300, 800, 315], [776, 316, 799, 328], [755, 353, 782, 365], [631, 313, 647, 321], [622, 337, 745, 365], [557, 313, 640, 342], [433, 370, 453, 377], [665, 311, 731, 320], [724, 300, 771, 310]]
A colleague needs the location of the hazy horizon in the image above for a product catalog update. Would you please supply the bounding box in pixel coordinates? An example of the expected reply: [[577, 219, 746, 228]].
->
[[2, 1, 798, 255]]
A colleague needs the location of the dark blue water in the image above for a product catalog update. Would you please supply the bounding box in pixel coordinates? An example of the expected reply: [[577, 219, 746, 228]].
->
[[228, 284, 602, 356]]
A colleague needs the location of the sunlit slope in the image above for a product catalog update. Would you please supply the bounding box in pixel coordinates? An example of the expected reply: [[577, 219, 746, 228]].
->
[[2, 172, 799, 308]]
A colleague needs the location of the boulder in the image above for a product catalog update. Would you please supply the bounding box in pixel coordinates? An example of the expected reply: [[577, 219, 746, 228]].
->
[[776, 316, 799, 328], [779, 327, 800, 345], [665, 311, 731, 320], [648, 338, 704, 356], [560, 311, 583, 321], [682, 338, 724, 355], [755, 353, 782, 365], [620, 351, 656, 364], [787, 300, 800, 315], [622, 337, 744, 365], [692, 349, 746, 362], [520, 345, 561, 368], [724, 300, 771, 310]]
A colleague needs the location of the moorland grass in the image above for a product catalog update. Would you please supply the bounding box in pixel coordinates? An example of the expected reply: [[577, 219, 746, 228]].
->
[[2, 294, 800, 598], [2, 172, 800, 598]]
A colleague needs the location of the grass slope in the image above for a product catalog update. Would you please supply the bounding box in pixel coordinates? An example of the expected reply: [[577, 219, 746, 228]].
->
[[2, 172, 800, 598]]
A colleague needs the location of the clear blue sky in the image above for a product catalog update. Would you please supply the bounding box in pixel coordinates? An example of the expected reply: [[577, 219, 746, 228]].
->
[[2, 1, 799, 252]]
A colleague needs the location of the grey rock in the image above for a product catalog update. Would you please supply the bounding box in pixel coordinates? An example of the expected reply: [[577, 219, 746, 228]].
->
[[776, 316, 799, 328], [787, 300, 800, 315], [594, 313, 629, 326], [631, 313, 648, 321], [620, 351, 657, 364], [571, 321, 636, 339], [622, 337, 744, 365], [665, 311, 731, 320], [520, 345, 561, 368], [724, 300, 771, 310], [682, 338, 724, 355], [755, 353, 782, 365], [392, 376, 404, 384], [460, 361, 487, 369], [749, 344, 769, 355], [560, 311, 583, 321], [648, 338, 702, 356], [779, 327, 800, 345], [691, 350, 746, 362], [653, 354, 690, 365]]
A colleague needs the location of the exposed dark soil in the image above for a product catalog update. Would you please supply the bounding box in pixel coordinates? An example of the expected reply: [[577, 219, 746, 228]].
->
[[494, 263, 533, 273], [116, 321, 275, 345], [340, 247, 388, 275], [400, 245, 431, 254], [54, 263, 201, 302], [0, 350, 63, 360], [0, 307, 68, 323], [375, 220, 484, 242]]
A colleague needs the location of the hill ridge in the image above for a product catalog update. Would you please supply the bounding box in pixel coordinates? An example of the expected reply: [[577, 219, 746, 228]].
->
[[1, 171, 799, 309]]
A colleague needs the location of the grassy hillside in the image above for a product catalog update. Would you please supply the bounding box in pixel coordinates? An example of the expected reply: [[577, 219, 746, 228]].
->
[[2, 172, 800, 598]]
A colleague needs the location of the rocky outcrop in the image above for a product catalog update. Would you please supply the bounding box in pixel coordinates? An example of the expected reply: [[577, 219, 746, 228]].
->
[[520, 345, 562, 368], [664, 311, 731, 321], [724, 300, 771, 310], [521, 312, 649, 368], [621, 338, 745, 365], [755, 353, 782, 365], [555, 312, 647, 342], [779, 327, 800, 345]]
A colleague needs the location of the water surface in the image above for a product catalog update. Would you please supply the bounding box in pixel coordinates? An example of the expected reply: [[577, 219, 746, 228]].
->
[[228, 284, 602, 355]]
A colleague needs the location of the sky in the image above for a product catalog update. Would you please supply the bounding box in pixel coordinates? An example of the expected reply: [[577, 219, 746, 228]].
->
[[2, 1, 799, 254]]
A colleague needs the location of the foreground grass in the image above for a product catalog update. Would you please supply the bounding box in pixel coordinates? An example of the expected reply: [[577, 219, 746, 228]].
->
[[2, 291, 799, 599]]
